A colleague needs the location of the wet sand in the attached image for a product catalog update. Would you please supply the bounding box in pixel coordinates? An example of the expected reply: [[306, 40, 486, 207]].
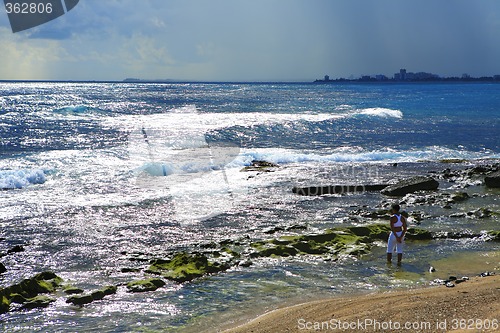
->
[[223, 275, 499, 333]]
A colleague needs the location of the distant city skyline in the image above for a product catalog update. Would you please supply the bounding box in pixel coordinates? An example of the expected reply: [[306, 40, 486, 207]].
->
[[316, 68, 500, 83], [1, 0, 500, 81]]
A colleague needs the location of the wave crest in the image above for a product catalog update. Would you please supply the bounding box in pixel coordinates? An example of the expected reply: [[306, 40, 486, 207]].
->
[[355, 108, 403, 118], [0, 169, 46, 189]]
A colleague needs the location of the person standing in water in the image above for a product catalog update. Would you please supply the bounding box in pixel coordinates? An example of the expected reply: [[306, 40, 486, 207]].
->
[[387, 204, 407, 265]]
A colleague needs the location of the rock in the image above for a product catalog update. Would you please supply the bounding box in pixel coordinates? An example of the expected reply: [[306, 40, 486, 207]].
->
[[1, 296, 10, 314], [381, 176, 439, 196], [100, 285, 117, 296], [90, 290, 105, 301], [480, 271, 494, 277], [0, 271, 63, 313], [431, 279, 446, 285], [450, 192, 470, 203], [241, 160, 279, 172], [66, 294, 94, 306], [7, 245, 25, 254], [9, 293, 27, 304], [293, 184, 388, 196], [21, 295, 55, 309], [63, 286, 84, 295], [429, 266, 436, 273], [121, 268, 141, 273], [66, 286, 117, 305], [405, 228, 433, 240], [238, 260, 253, 267], [485, 171, 500, 188], [487, 231, 500, 241], [449, 276, 457, 281], [0, 263, 6, 273], [439, 159, 467, 164], [146, 252, 230, 283], [445, 282, 455, 288], [126, 278, 166, 292]]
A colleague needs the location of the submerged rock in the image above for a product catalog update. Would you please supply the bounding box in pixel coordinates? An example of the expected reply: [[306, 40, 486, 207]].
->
[[7, 245, 25, 254], [485, 171, 500, 188], [381, 176, 439, 196], [66, 285, 117, 305], [146, 252, 231, 283], [126, 278, 165, 292]]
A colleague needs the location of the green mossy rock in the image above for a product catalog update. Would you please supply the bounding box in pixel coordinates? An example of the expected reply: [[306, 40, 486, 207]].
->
[[91, 290, 105, 301], [9, 293, 27, 304], [487, 231, 500, 241], [248, 224, 435, 259], [146, 252, 229, 283], [1, 296, 10, 314], [21, 295, 55, 309], [406, 228, 433, 240], [127, 278, 166, 292], [67, 294, 94, 306], [345, 225, 391, 241], [101, 285, 117, 296], [0, 271, 63, 313], [63, 286, 84, 295]]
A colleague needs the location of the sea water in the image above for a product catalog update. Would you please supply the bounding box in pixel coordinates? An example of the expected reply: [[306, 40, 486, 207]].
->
[[0, 82, 499, 332]]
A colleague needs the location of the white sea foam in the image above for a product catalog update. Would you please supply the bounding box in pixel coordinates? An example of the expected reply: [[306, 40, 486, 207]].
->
[[0, 169, 46, 189], [355, 108, 403, 118]]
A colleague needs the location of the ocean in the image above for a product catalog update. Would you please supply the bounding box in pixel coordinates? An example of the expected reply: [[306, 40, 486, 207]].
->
[[0, 82, 499, 332]]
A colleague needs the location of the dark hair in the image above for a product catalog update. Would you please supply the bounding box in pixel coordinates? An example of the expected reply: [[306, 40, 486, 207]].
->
[[391, 204, 400, 212]]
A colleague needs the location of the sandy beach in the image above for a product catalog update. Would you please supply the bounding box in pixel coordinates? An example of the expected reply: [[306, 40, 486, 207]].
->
[[224, 275, 499, 333]]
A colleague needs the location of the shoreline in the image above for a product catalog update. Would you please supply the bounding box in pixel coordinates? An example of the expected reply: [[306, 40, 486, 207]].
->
[[222, 275, 499, 333]]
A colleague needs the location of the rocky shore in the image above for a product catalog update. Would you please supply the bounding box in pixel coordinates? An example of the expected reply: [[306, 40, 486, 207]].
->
[[0, 160, 498, 319]]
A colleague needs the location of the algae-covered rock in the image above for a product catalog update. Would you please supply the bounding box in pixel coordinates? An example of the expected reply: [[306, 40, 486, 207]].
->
[[247, 224, 437, 260], [146, 252, 230, 283], [9, 293, 27, 304], [66, 294, 94, 306], [90, 290, 105, 301], [21, 295, 55, 309], [127, 278, 166, 292], [487, 231, 500, 241], [63, 286, 84, 295], [346, 225, 391, 241], [66, 285, 118, 305], [1, 296, 10, 314], [100, 285, 118, 296], [0, 272, 62, 313]]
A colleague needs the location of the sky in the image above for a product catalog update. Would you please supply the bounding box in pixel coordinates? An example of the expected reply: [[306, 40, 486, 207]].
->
[[1, 0, 500, 81]]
